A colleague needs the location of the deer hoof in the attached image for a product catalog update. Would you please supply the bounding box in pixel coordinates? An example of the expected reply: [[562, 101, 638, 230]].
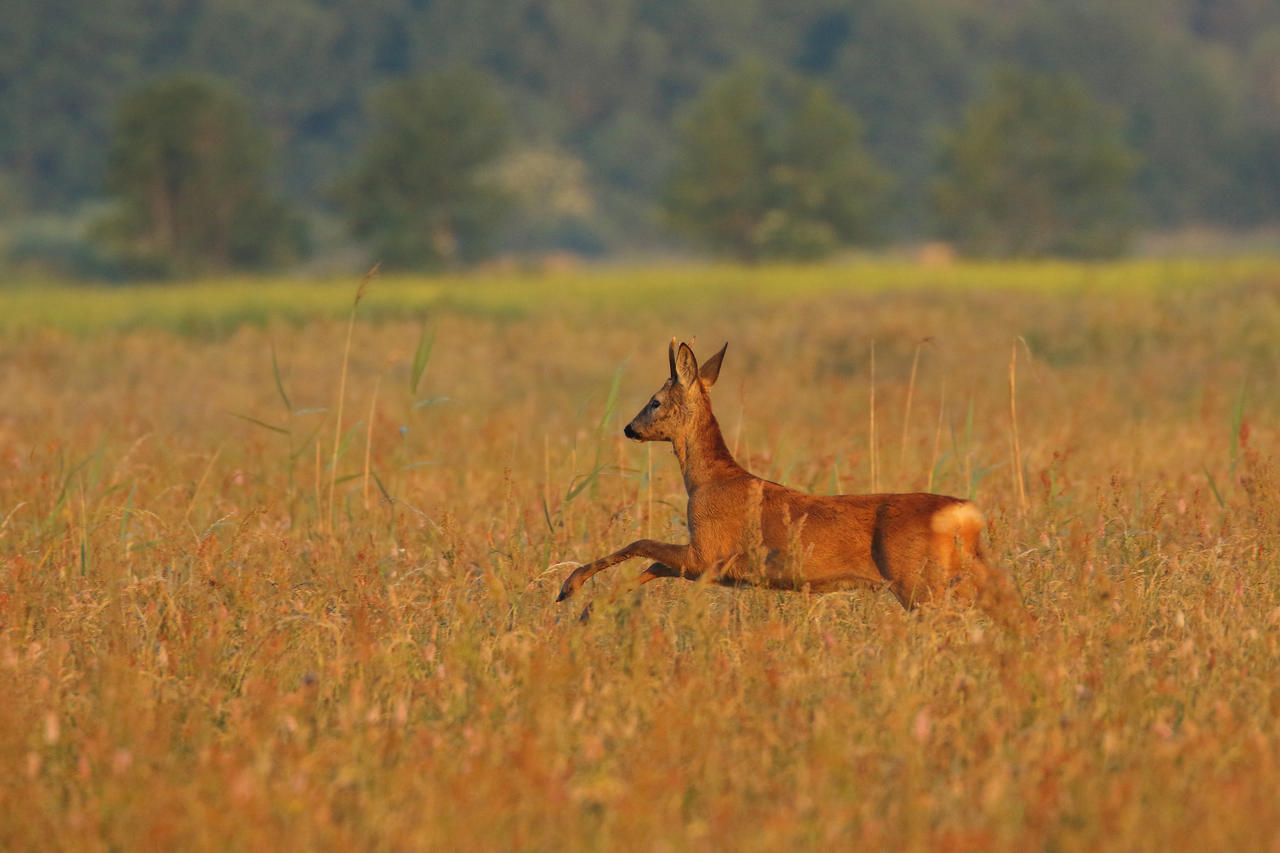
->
[[556, 573, 580, 602]]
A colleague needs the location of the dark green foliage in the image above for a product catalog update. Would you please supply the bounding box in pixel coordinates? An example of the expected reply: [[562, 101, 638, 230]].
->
[[97, 74, 306, 276], [1003, 2, 1239, 227], [0, 0, 144, 208], [933, 69, 1140, 259], [0, 0, 1278, 259], [663, 63, 888, 261], [795, 1, 978, 234], [5, 221, 124, 281], [338, 70, 510, 270]]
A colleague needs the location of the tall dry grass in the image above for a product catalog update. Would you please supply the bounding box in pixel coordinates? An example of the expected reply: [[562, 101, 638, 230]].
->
[[1, 264, 1279, 849]]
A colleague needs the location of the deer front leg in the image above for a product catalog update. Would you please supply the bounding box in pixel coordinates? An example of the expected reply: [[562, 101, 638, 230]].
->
[[636, 561, 681, 587], [556, 540, 694, 602], [572, 562, 683, 625]]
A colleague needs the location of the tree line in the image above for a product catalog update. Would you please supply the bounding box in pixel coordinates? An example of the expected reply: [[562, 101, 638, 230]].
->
[[1, 0, 1277, 274], [75, 62, 1143, 273]]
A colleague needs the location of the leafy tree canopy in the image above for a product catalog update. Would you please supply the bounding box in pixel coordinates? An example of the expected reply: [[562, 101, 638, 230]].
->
[[339, 69, 510, 270], [663, 62, 888, 261], [933, 69, 1140, 259], [97, 74, 305, 276], [1, 0, 1278, 265]]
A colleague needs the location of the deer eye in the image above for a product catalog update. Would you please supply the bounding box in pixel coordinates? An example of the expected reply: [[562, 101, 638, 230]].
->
[[648, 399, 660, 410]]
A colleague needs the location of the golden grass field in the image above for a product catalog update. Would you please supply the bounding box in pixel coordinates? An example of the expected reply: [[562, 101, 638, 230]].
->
[[3, 260, 1279, 850]]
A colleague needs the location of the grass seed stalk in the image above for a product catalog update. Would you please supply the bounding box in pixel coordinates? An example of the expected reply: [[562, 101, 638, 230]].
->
[[328, 264, 378, 532]]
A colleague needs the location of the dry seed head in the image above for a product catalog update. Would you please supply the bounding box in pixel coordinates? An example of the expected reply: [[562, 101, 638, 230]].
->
[[354, 262, 381, 308]]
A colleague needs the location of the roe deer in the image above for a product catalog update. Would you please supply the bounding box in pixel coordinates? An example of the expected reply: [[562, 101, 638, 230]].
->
[[557, 340, 1029, 628]]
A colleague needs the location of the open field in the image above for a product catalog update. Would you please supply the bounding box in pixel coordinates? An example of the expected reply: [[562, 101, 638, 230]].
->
[[3, 260, 1280, 849]]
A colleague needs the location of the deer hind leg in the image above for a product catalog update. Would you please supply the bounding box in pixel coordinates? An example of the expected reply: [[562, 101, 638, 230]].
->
[[557, 540, 694, 602], [925, 501, 985, 599], [636, 561, 682, 587], [572, 561, 687, 624], [629, 553, 742, 593], [969, 555, 1035, 633], [928, 502, 1033, 632]]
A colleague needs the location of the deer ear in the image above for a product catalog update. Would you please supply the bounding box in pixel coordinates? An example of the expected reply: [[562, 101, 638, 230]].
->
[[674, 342, 699, 387], [668, 337, 679, 380], [699, 343, 727, 387]]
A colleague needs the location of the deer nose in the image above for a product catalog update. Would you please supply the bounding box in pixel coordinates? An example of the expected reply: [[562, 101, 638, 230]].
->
[[624, 424, 639, 440]]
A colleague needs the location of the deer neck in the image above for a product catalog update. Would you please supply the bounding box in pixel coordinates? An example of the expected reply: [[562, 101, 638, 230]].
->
[[673, 410, 744, 491]]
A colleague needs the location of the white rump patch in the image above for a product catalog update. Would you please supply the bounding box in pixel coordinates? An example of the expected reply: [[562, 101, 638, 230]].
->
[[930, 501, 985, 534]]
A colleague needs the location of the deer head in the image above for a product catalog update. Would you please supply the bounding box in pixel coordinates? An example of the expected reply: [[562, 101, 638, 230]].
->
[[623, 339, 727, 442]]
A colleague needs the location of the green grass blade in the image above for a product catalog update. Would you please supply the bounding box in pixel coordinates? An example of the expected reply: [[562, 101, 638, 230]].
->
[[540, 494, 556, 533], [47, 452, 94, 527], [964, 396, 974, 452], [566, 462, 608, 502], [371, 470, 393, 504], [271, 343, 292, 413], [596, 362, 625, 433], [413, 396, 452, 409], [227, 411, 290, 435], [411, 325, 436, 394], [1229, 374, 1247, 474], [119, 481, 136, 542], [333, 420, 364, 466], [289, 422, 326, 461], [1204, 465, 1226, 509]]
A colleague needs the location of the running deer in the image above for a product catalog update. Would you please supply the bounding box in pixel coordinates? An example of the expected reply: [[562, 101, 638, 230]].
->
[[557, 340, 1029, 628]]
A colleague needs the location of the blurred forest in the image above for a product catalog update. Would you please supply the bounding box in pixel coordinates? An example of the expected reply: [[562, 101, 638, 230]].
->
[[1, 0, 1278, 272]]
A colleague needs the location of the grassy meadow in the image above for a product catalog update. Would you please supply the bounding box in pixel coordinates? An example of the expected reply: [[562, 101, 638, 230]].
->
[[2, 259, 1279, 850]]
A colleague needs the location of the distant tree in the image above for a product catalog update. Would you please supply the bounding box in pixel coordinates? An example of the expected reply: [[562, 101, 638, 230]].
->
[[339, 69, 510, 270], [0, 0, 146, 208], [800, 1, 979, 234], [933, 68, 1140, 258], [662, 62, 888, 261], [97, 74, 306, 276], [1007, 4, 1237, 227], [491, 146, 603, 254]]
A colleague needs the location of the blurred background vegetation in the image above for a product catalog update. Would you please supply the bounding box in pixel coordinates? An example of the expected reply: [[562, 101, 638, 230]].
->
[[0, 0, 1277, 277]]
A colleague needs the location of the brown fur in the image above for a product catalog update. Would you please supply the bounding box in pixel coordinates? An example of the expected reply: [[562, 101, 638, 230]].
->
[[557, 341, 1029, 628]]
